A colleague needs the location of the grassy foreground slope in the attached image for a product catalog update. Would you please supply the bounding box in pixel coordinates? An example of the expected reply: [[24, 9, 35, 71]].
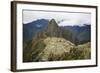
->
[[23, 37, 91, 62]]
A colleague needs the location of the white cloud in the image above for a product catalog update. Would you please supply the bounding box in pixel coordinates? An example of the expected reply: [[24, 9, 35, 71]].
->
[[58, 15, 91, 26], [58, 19, 79, 26], [23, 10, 91, 26]]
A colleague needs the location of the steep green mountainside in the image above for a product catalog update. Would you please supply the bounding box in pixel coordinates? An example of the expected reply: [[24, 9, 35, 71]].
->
[[23, 19, 91, 62]]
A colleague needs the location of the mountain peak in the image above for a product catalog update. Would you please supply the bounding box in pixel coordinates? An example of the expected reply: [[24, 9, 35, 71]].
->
[[48, 19, 58, 27], [49, 19, 56, 23], [46, 19, 62, 37]]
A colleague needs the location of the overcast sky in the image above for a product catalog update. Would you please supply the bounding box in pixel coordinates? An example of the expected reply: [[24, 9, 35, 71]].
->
[[23, 10, 91, 26]]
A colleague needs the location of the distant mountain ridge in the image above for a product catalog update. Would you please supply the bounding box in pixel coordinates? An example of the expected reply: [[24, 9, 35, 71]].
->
[[23, 19, 48, 42], [61, 25, 91, 44], [23, 19, 91, 45]]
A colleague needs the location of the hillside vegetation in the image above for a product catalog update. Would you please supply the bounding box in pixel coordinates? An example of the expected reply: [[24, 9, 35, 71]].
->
[[23, 37, 91, 62], [23, 19, 91, 62]]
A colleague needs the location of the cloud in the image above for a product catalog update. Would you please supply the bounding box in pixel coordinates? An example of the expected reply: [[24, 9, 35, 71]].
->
[[23, 10, 91, 26], [58, 19, 79, 26], [58, 16, 91, 26]]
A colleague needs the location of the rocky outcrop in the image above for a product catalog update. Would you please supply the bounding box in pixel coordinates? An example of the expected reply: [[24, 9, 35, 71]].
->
[[46, 19, 62, 37]]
